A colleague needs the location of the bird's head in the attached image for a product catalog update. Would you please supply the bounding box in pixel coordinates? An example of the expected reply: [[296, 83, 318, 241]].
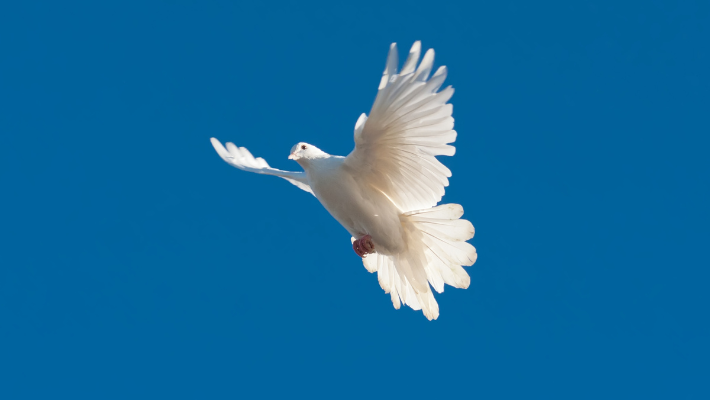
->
[[288, 142, 327, 162]]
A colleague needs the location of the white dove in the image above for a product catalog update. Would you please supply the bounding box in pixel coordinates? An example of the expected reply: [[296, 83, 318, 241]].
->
[[211, 41, 476, 320]]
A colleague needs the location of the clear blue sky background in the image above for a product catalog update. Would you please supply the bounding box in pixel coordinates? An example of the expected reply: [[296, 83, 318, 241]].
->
[[1, 1, 708, 398]]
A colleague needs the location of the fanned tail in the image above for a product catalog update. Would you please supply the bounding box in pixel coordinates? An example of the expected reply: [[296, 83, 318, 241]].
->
[[360, 204, 476, 320]]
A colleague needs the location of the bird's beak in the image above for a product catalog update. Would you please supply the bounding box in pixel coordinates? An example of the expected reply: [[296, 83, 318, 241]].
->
[[288, 153, 297, 160]]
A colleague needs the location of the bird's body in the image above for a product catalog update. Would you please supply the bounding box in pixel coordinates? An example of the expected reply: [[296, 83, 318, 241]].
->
[[300, 155, 406, 255], [211, 42, 477, 320]]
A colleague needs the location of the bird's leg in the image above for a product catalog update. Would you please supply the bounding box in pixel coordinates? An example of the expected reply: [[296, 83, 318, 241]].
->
[[352, 234, 375, 258], [360, 235, 375, 253], [352, 239, 363, 257]]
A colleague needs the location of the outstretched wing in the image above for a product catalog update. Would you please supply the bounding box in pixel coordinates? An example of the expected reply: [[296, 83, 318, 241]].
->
[[343, 41, 455, 212], [211, 137, 313, 194]]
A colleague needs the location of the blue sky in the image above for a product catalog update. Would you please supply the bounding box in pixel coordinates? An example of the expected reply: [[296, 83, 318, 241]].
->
[[1, 1, 708, 398]]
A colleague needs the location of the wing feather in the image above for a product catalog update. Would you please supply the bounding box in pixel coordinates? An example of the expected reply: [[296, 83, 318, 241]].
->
[[211, 138, 313, 194], [344, 42, 457, 212]]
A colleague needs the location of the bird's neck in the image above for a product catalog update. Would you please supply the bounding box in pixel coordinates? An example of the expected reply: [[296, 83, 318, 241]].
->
[[297, 154, 342, 173]]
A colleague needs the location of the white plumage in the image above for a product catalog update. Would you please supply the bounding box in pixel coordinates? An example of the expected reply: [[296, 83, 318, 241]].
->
[[211, 42, 476, 320]]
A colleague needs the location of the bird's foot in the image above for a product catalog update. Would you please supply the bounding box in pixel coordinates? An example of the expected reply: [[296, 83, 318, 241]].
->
[[353, 234, 376, 258]]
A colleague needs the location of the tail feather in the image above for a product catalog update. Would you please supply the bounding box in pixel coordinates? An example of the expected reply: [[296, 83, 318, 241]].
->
[[361, 252, 421, 311], [357, 203, 476, 320]]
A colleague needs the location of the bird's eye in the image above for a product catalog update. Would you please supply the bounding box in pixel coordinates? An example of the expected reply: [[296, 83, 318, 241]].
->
[[301, 145, 307, 150]]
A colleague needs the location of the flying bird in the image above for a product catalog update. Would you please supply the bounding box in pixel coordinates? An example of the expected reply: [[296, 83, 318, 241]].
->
[[211, 41, 476, 320]]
